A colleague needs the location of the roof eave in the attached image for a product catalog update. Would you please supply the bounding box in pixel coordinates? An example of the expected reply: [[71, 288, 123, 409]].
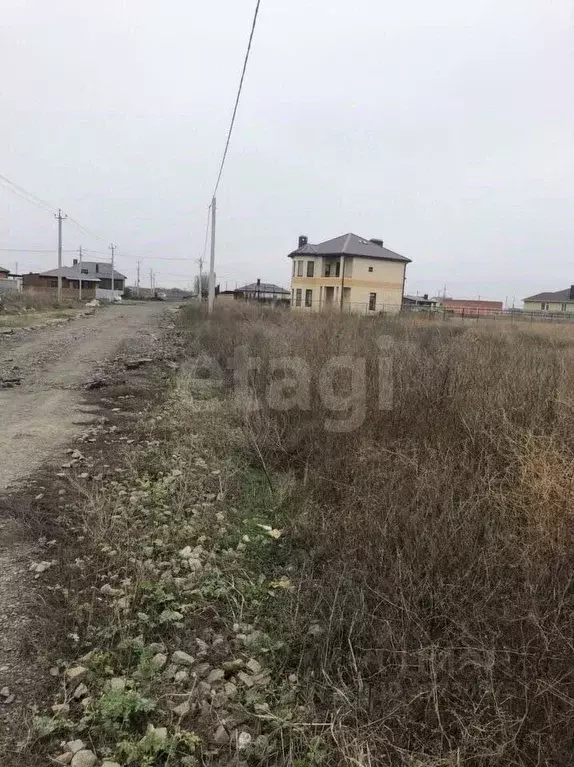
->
[[289, 251, 410, 263]]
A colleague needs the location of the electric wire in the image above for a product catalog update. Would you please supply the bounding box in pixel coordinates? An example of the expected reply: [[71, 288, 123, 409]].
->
[[210, 0, 262, 200], [0, 173, 57, 213]]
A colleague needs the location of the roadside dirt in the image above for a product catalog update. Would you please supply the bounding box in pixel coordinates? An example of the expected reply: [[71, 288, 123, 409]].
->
[[0, 302, 168, 744]]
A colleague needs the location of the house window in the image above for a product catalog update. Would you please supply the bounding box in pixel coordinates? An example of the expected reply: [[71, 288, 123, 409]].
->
[[306, 261, 315, 278], [335, 261, 341, 277], [305, 289, 313, 307], [561, 303, 567, 311], [368, 266, 373, 273], [295, 288, 302, 307], [291, 289, 294, 304], [324, 263, 331, 277], [297, 261, 303, 277], [292, 260, 295, 276], [368, 292, 377, 311], [541, 302, 549, 311], [81, 268, 88, 274]]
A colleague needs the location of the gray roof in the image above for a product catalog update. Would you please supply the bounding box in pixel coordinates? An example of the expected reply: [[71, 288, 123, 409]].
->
[[79, 261, 126, 280], [289, 233, 411, 263], [0, 266, 10, 274], [404, 294, 436, 303], [524, 288, 574, 302], [39, 266, 100, 282], [236, 282, 290, 295]]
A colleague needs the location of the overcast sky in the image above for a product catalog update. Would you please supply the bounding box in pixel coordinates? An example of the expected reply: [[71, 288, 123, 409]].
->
[[2, 0, 573, 303]]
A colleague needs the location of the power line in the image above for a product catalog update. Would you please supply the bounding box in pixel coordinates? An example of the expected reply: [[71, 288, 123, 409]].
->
[[0, 179, 56, 214], [0, 248, 74, 253], [0, 173, 57, 213], [66, 215, 107, 244], [82, 249, 193, 262], [211, 0, 262, 200], [0, 172, 107, 245]]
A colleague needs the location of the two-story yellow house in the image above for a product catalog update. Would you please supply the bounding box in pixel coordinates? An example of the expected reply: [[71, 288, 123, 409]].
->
[[288, 233, 410, 313]]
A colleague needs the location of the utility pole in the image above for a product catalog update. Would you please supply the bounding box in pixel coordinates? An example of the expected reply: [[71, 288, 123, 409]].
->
[[136, 259, 141, 297], [55, 208, 67, 303], [78, 245, 83, 300], [208, 197, 216, 313], [109, 243, 116, 294], [149, 269, 154, 292]]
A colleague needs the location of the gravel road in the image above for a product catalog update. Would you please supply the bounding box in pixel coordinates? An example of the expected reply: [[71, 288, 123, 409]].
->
[[0, 302, 167, 738], [0, 302, 165, 490]]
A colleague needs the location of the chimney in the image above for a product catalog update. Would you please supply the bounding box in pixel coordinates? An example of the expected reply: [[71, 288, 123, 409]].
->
[[95, 264, 99, 273], [298, 235, 308, 248], [73, 258, 78, 266], [370, 238, 383, 247], [423, 293, 428, 300], [570, 285, 574, 300]]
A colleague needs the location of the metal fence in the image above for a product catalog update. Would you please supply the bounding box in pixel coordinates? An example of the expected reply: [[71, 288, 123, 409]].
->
[[291, 300, 574, 324], [403, 307, 574, 324]]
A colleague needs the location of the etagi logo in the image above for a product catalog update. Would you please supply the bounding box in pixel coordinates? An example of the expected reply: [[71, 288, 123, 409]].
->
[[185, 335, 394, 433]]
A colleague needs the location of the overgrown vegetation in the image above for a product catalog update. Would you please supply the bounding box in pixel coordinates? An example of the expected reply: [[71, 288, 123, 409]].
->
[[0, 291, 86, 329], [15, 304, 574, 765], [179, 303, 574, 765], [0, 292, 82, 312], [15, 343, 313, 766]]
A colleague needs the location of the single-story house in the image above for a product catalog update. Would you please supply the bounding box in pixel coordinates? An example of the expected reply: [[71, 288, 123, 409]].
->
[[403, 293, 438, 308], [72, 259, 126, 292], [523, 287, 574, 313], [0, 266, 10, 279], [234, 280, 290, 304], [23, 267, 100, 297], [435, 297, 503, 316]]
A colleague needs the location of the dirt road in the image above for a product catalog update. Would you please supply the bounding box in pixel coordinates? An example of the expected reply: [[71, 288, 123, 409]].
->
[[0, 302, 166, 736], [0, 302, 165, 490]]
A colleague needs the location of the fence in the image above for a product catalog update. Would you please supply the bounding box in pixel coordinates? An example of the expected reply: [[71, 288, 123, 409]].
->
[[404, 307, 574, 324], [0, 280, 20, 294], [96, 288, 123, 302], [291, 300, 574, 324], [22, 285, 95, 299]]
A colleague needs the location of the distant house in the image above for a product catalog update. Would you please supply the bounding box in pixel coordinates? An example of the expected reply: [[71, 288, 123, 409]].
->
[[0, 266, 10, 279], [435, 297, 503, 316], [403, 294, 438, 309], [23, 267, 100, 297], [72, 260, 126, 292], [216, 290, 236, 304], [523, 286, 574, 313], [289, 233, 410, 313], [233, 280, 290, 304]]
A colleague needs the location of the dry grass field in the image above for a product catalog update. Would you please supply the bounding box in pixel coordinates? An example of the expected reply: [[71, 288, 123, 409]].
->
[[11, 305, 574, 766], [183, 303, 574, 765]]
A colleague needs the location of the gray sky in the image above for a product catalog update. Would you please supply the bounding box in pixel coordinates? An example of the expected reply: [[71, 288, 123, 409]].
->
[[1, 0, 573, 303]]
